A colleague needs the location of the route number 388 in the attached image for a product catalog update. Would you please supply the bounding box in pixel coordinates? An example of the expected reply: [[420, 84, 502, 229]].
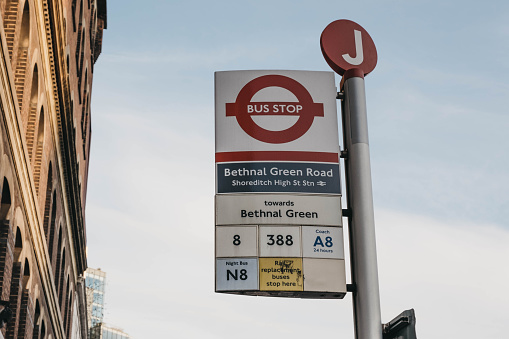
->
[[267, 234, 293, 246]]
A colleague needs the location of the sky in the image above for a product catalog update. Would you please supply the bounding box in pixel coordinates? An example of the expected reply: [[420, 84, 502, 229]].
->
[[84, 0, 509, 338]]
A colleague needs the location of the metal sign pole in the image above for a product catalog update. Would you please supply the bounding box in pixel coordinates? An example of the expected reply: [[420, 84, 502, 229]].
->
[[341, 69, 382, 339]]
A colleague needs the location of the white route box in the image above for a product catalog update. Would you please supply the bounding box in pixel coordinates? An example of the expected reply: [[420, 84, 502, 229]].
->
[[259, 226, 301, 257], [216, 226, 258, 258], [216, 258, 258, 291]]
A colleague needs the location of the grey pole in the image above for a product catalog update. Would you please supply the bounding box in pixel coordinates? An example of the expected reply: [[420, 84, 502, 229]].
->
[[341, 69, 382, 339]]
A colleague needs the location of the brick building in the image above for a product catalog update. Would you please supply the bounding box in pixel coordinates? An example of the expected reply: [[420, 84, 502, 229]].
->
[[0, 0, 106, 338]]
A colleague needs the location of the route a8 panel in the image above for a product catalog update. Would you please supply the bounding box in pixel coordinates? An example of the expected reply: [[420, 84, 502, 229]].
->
[[215, 223, 347, 298]]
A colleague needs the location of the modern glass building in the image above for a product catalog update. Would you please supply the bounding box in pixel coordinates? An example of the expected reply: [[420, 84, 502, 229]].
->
[[85, 268, 106, 327], [102, 326, 131, 339], [92, 324, 131, 339], [85, 268, 107, 337], [85, 268, 132, 339]]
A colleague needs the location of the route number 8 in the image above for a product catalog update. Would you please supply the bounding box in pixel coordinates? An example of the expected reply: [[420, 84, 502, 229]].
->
[[233, 234, 241, 246]]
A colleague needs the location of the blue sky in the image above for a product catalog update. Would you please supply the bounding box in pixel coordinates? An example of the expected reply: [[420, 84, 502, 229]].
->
[[84, 0, 509, 338]]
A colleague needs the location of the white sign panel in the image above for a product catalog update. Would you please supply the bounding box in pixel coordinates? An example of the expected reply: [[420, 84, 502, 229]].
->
[[216, 194, 342, 226], [259, 226, 301, 257], [302, 226, 344, 259], [214, 70, 346, 298], [303, 258, 346, 293], [216, 226, 258, 258], [216, 258, 258, 291]]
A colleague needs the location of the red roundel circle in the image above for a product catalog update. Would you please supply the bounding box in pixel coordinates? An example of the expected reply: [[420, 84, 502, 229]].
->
[[226, 75, 324, 144], [320, 19, 377, 76]]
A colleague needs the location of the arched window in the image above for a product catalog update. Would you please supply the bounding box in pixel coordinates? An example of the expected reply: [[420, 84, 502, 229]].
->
[[43, 162, 53, 236], [22, 258, 30, 289], [78, 0, 83, 32], [3, 0, 21, 57], [26, 64, 39, 159], [19, 2, 30, 48], [83, 69, 88, 102], [48, 195, 57, 258], [80, 28, 86, 66], [58, 249, 66, 304], [75, 1, 83, 71], [72, 0, 77, 32], [14, 1, 30, 109], [41, 320, 46, 339], [77, 28, 86, 103], [7, 261, 22, 338], [65, 292, 73, 337], [50, 225, 59, 269], [14, 227, 23, 262], [17, 259, 32, 338], [35, 300, 40, 320], [0, 178, 13, 299], [61, 277, 69, 318], [54, 230, 62, 276], [0, 177, 12, 220], [33, 107, 45, 193], [89, 6, 95, 47], [82, 95, 90, 159], [81, 69, 88, 143], [33, 300, 41, 338], [6, 226, 24, 339]]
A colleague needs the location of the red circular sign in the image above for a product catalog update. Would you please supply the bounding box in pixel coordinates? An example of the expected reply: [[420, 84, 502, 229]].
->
[[320, 20, 377, 76], [225, 75, 324, 144]]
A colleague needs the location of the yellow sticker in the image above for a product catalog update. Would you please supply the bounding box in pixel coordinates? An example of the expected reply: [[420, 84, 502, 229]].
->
[[259, 258, 303, 291]]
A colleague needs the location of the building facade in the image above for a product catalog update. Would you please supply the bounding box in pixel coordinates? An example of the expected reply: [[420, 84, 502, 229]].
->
[[0, 1, 106, 338]]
